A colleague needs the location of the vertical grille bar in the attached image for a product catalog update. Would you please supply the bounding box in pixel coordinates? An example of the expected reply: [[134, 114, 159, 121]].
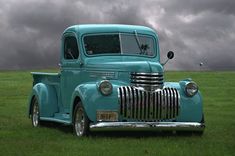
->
[[141, 91, 145, 120], [176, 89, 179, 115], [157, 91, 162, 120], [120, 87, 125, 116], [170, 88, 174, 119], [159, 91, 162, 119], [145, 92, 149, 120], [164, 89, 168, 119], [137, 89, 141, 120], [127, 87, 133, 118], [152, 92, 155, 119], [133, 87, 137, 119], [143, 92, 146, 120], [165, 88, 169, 119], [162, 89, 166, 119], [132, 87, 136, 119], [152, 92, 155, 120], [154, 92, 157, 119], [118, 88, 122, 115], [125, 87, 130, 118], [167, 88, 171, 119]]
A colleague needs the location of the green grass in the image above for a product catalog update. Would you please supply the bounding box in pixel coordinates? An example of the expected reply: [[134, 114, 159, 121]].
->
[[0, 70, 235, 156]]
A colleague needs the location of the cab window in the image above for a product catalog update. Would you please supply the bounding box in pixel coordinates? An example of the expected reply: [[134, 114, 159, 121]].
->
[[64, 36, 79, 60]]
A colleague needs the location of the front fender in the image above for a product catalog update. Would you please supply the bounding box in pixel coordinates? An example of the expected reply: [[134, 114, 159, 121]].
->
[[71, 80, 127, 122], [164, 80, 203, 122], [28, 83, 58, 117]]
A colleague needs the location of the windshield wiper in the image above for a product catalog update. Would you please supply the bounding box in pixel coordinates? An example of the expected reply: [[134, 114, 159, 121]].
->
[[134, 30, 145, 55]]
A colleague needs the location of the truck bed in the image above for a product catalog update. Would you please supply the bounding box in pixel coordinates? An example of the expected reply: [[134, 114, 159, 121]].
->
[[31, 72, 60, 85]]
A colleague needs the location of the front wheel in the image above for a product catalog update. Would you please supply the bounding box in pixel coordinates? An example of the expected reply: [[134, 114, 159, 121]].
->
[[31, 97, 40, 127], [73, 102, 90, 137]]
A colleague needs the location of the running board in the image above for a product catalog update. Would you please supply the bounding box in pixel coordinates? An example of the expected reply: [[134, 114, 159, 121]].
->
[[40, 117, 71, 124]]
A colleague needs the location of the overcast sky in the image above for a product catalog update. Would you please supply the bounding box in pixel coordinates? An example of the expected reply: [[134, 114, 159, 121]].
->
[[0, 0, 234, 70]]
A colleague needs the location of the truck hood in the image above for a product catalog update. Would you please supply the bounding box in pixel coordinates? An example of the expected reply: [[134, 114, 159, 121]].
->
[[84, 58, 163, 73]]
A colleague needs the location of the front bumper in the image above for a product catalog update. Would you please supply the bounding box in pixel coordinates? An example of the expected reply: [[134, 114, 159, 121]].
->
[[90, 122, 205, 131]]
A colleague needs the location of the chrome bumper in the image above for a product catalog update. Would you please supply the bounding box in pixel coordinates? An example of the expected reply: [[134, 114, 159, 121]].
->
[[90, 122, 205, 131]]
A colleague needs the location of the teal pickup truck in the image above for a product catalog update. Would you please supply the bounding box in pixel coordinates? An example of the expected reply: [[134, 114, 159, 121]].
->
[[28, 24, 205, 137]]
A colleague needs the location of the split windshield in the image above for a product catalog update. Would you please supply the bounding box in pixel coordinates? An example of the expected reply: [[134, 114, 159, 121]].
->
[[83, 33, 155, 57]]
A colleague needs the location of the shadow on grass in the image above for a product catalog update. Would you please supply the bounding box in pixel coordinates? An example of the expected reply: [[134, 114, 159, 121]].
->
[[39, 121, 203, 138], [90, 130, 204, 138], [40, 121, 73, 134]]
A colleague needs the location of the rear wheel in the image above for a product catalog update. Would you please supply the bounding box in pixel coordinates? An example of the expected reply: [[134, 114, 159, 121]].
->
[[73, 102, 90, 137], [31, 97, 40, 127]]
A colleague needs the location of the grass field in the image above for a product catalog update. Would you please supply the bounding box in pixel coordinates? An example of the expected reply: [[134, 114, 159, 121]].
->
[[0, 70, 235, 156]]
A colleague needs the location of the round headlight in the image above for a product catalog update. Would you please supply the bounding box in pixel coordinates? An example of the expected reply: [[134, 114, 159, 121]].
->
[[185, 82, 198, 97], [99, 80, 113, 96]]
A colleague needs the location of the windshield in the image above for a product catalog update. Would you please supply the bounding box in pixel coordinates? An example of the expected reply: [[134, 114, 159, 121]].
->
[[83, 33, 155, 56]]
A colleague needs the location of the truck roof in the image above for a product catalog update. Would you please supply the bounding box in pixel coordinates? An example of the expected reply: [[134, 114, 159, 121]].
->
[[63, 24, 157, 36]]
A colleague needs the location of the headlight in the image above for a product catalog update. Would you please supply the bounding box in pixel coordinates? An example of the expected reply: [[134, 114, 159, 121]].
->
[[99, 80, 113, 96], [185, 82, 198, 97]]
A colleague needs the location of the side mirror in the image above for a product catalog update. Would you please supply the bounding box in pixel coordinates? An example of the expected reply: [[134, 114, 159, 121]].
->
[[161, 51, 174, 66], [167, 51, 174, 59]]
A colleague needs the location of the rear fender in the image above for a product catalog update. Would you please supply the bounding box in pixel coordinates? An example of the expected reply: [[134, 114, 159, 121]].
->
[[28, 83, 59, 117]]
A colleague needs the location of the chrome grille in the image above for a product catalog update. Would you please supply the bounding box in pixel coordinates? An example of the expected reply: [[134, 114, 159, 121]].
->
[[118, 86, 180, 121], [130, 72, 164, 91]]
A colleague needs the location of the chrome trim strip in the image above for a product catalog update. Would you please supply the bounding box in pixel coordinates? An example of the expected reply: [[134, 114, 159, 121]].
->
[[131, 72, 163, 76], [131, 79, 163, 83], [90, 122, 205, 131], [131, 75, 163, 80], [132, 84, 163, 87], [40, 117, 71, 124]]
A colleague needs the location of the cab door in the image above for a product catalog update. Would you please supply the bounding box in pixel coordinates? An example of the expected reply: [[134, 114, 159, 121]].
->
[[60, 33, 81, 112]]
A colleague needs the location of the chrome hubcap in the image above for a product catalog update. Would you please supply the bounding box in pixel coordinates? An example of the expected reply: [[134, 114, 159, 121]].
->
[[32, 102, 39, 127], [75, 108, 85, 136]]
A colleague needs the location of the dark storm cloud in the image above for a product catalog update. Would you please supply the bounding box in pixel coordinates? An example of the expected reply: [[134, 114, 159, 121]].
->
[[161, 0, 235, 15], [0, 0, 234, 70]]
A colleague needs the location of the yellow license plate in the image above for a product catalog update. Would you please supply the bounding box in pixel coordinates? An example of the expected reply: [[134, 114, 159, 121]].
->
[[97, 111, 118, 121]]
